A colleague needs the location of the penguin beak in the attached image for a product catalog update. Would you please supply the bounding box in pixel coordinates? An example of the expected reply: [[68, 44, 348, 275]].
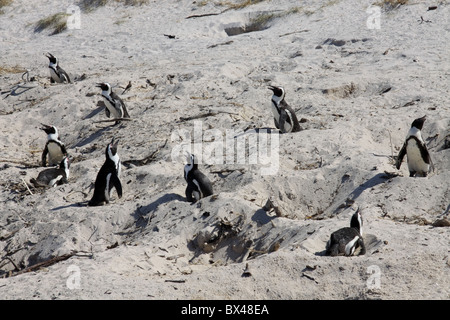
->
[[44, 52, 54, 59], [96, 83, 103, 88], [268, 85, 276, 92], [111, 138, 119, 149], [40, 123, 51, 131]]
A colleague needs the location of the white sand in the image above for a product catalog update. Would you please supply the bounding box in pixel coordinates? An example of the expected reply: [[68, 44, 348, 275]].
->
[[0, 0, 449, 300]]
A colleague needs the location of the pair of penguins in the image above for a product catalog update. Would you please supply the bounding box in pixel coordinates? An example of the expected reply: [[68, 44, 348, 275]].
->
[[31, 126, 122, 206], [45, 53, 130, 121], [40, 53, 434, 254], [326, 115, 432, 256]]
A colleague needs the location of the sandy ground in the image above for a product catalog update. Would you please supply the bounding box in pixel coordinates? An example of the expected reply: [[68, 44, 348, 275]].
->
[[0, 0, 449, 300]]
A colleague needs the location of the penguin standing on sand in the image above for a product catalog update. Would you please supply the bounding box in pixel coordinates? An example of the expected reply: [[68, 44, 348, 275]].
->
[[31, 156, 70, 188], [45, 53, 71, 83], [96, 82, 130, 122], [268, 85, 302, 133], [41, 124, 68, 167], [88, 138, 122, 206], [326, 209, 366, 257], [396, 115, 432, 177], [184, 152, 213, 203]]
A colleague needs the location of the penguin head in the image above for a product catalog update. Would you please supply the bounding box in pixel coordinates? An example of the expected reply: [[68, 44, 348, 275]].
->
[[106, 138, 119, 160], [59, 156, 70, 169], [411, 115, 426, 130], [45, 53, 58, 65], [350, 208, 363, 235], [268, 85, 286, 104], [184, 152, 198, 177], [96, 82, 112, 94], [40, 124, 58, 138]]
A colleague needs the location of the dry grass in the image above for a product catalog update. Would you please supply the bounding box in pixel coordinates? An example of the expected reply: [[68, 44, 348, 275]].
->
[[80, 0, 149, 12], [0, 65, 25, 75], [0, 0, 13, 14], [376, 0, 409, 10], [196, 0, 265, 10], [34, 12, 69, 35]]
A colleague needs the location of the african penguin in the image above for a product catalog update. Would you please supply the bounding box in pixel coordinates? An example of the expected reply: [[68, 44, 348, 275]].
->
[[326, 209, 366, 257], [45, 53, 71, 83], [268, 85, 302, 133], [96, 82, 130, 122], [41, 124, 68, 167], [396, 115, 432, 177], [88, 138, 123, 206], [184, 152, 213, 203], [30, 156, 70, 188]]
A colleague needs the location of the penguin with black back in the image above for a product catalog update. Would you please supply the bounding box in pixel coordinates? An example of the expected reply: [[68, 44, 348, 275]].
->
[[326, 209, 366, 257], [268, 85, 302, 133], [45, 53, 71, 83], [396, 115, 432, 177], [41, 124, 68, 167], [184, 152, 213, 203], [31, 156, 70, 188], [88, 138, 122, 206]]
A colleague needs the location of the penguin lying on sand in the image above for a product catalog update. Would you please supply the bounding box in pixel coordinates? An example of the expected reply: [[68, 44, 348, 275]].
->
[[326, 209, 366, 257], [31, 156, 70, 188], [88, 138, 122, 206]]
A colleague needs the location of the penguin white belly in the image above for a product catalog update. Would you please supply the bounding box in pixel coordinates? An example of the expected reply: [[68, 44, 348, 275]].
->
[[406, 141, 429, 173], [48, 175, 63, 187], [345, 236, 360, 256], [270, 104, 280, 123], [47, 143, 64, 165], [50, 68, 62, 83], [103, 99, 122, 118], [193, 179, 203, 200]]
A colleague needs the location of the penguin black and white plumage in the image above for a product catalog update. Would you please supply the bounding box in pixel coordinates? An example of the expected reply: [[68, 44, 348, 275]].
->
[[30, 156, 70, 188], [268, 85, 302, 133], [396, 115, 432, 177], [96, 82, 130, 121], [326, 209, 366, 257], [88, 138, 123, 206], [41, 124, 68, 167], [184, 153, 213, 203], [45, 53, 71, 83]]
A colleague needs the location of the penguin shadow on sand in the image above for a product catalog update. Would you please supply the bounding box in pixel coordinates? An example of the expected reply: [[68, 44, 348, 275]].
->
[[72, 125, 113, 149], [132, 193, 185, 229]]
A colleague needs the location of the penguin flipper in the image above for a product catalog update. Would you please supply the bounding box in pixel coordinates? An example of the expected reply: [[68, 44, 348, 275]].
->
[[105, 107, 111, 118], [41, 145, 49, 167], [185, 184, 196, 203], [110, 173, 122, 199], [279, 109, 290, 133], [273, 117, 280, 130], [357, 237, 366, 256], [57, 66, 71, 83], [396, 142, 406, 170], [122, 103, 130, 118], [284, 105, 301, 133]]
